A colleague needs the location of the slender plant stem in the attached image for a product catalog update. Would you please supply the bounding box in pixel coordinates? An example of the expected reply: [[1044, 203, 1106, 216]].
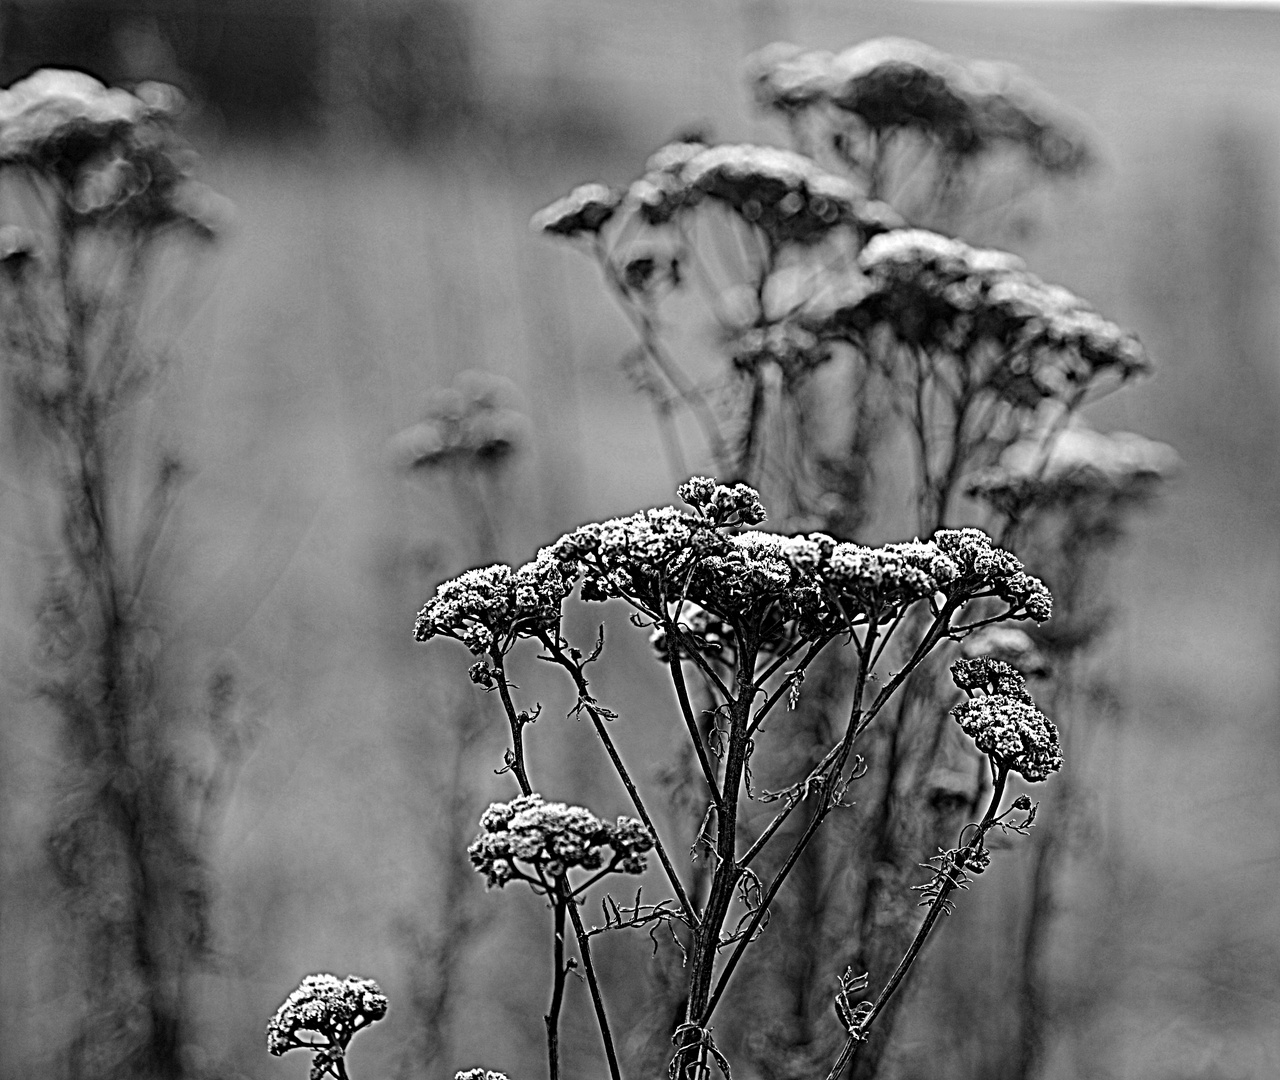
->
[[545, 899, 568, 1080], [664, 622, 726, 811], [825, 766, 1011, 1080], [701, 628, 876, 1022], [565, 898, 623, 1080], [538, 633, 698, 927]]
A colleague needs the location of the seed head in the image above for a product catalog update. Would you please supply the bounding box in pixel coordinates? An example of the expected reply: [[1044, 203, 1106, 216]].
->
[[468, 794, 652, 889], [265, 974, 387, 1060]]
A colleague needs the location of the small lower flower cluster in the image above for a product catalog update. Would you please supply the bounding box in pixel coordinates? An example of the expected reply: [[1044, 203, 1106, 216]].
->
[[950, 658, 1061, 781], [468, 794, 653, 889], [266, 974, 388, 1073]]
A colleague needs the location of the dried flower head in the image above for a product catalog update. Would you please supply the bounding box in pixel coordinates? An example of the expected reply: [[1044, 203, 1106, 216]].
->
[[952, 693, 1061, 781], [685, 144, 863, 245], [746, 43, 835, 115], [0, 69, 221, 239], [678, 476, 767, 527], [967, 422, 1178, 520], [413, 547, 577, 655], [530, 183, 622, 238], [391, 372, 527, 471], [455, 1071, 511, 1080], [266, 974, 387, 1074], [650, 603, 733, 663], [468, 794, 652, 888], [934, 529, 1052, 621], [825, 38, 979, 153], [966, 59, 1095, 175], [951, 657, 1060, 780]]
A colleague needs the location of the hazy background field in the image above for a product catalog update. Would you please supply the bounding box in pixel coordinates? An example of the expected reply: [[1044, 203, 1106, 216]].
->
[[1, 1, 1278, 1078]]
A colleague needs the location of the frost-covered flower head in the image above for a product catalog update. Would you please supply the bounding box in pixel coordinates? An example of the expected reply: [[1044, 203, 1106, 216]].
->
[[824, 38, 979, 153], [839, 229, 1148, 412], [746, 42, 835, 115], [0, 69, 222, 238], [530, 182, 622, 238], [967, 421, 1178, 519], [678, 476, 767, 527], [468, 794, 652, 889], [951, 657, 1061, 781], [266, 974, 387, 1076], [413, 546, 578, 655], [934, 529, 1052, 622], [390, 372, 527, 472], [966, 59, 1095, 175], [682, 143, 897, 246]]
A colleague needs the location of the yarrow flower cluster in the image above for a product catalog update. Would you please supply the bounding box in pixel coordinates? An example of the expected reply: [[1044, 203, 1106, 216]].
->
[[0, 68, 223, 238], [950, 657, 1061, 781], [821, 229, 1149, 403], [455, 1071, 511, 1080], [414, 480, 1052, 660], [747, 37, 1093, 176], [468, 794, 653, 889], [534, 141, 902, 248], [413, 548, 577, 655], [266, 974, 388, 1078], [934, 528, 1053, 622], [967, 421, 1179, 520], [391, 372, 527, 472], [529, 182, 621, 238]]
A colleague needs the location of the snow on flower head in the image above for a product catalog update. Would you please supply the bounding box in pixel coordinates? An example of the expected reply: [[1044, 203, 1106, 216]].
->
[[468, 794, 652, 888], [530, 183, 622, 238], [265, 974, 387, 1061]]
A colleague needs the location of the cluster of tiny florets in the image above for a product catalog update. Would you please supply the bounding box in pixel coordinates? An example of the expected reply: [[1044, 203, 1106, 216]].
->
[[416, 482, 1053, 657], [729, 323, 830, 385], [536, 139, 901, 247], [951, 658, 1060, 781], [456, 1071, 511, 1080], [413, 549, 577, 655], [678, 476, 768, 527], [967, 422, 1178, 520], [746, 37, 1093, 175], [529, 182, 622, 238], [468, 794, 653, 889], [934, 529, 1052, 622], [808, 229, 1149, 411], [0, 68, 222, 238], [265, 974, 387, 1059], [392, 373, 526, 472]]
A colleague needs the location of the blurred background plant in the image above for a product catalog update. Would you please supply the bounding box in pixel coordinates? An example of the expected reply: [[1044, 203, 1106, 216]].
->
[[0, 67, 231, 1080], [0, 3, 1275, 1080], [529, 36, 1169, 1079]]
